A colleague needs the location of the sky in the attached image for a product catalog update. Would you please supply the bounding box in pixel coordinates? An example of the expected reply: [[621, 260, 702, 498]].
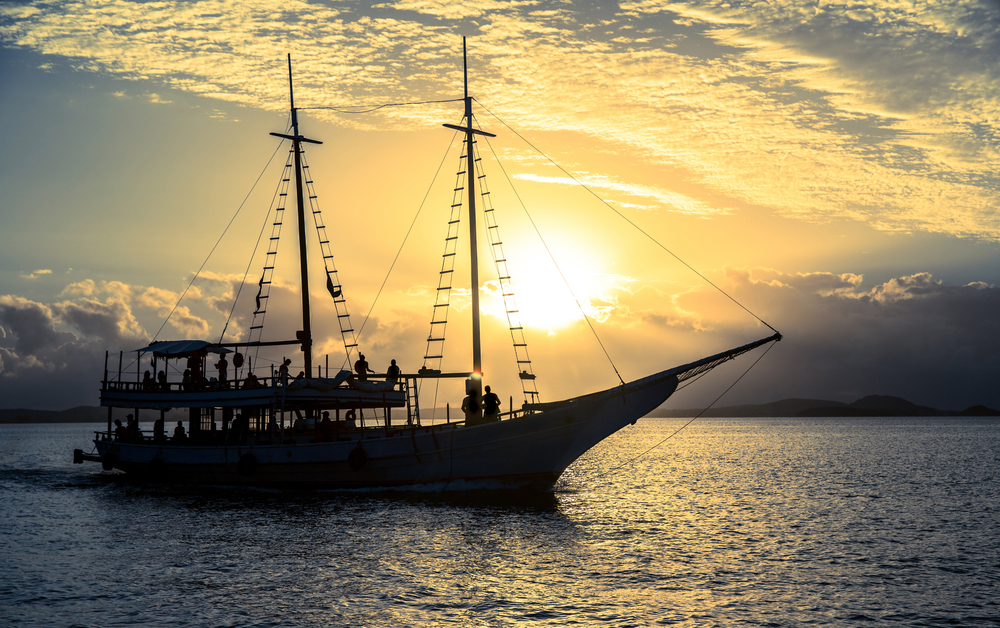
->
[[1, 0, 999, 412]]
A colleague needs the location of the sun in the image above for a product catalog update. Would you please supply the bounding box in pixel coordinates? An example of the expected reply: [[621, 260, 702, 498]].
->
[[480, 247, 606, 333]]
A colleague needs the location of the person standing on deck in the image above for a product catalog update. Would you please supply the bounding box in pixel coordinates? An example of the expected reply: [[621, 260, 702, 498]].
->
[[461, 388, 480, 424], [216, 354, 228, 383], [153, 415, 165, 443], [482, 385, 501, 423], [278, 358, 291, 386]]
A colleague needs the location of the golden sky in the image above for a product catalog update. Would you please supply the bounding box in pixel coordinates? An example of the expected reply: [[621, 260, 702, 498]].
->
[[1, 0, 998, 410]]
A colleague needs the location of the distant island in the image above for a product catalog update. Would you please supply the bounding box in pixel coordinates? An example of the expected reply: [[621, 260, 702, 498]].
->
[[1, 395, 998, 423], [0, 406, 190, 424], [651, 395, 1000, 418]]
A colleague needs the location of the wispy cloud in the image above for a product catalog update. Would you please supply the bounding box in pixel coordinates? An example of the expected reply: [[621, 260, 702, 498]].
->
[[513, 172, 728, 215], [19, 269, 53, 279]]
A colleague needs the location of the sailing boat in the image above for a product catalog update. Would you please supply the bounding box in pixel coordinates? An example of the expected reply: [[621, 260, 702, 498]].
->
[[74, 43, 781, 489]]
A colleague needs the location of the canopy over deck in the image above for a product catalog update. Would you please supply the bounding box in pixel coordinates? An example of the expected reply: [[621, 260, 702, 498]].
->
[[137, 340, 232, 357]]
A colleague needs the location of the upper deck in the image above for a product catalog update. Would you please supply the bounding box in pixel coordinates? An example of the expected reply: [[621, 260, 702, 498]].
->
[[101, 373, 407, 410]]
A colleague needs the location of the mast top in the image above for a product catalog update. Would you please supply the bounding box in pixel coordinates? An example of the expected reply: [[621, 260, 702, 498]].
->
[[271, 54, 322, 144], [463, 37, 471, 120]]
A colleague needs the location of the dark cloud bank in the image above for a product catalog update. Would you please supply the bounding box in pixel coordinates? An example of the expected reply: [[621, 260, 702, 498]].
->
[[707, 270, 1000, 411]]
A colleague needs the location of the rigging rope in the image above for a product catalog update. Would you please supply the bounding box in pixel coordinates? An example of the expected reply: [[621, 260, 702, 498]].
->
[[478, 122, 626, 386], [153, 130, 289, 343], [300, 98, 465, 115], [473, 99, 779, 336], [348, 128, 461, 371], [600, 339, 778, 477], [218, 137, 293, 346]]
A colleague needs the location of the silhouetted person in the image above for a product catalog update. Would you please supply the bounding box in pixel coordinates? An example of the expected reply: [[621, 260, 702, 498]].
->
[[354, 354, 373, 381], [142, 370, 154, 391], [216, 354, 228, 382], [229, 414, 247, 444], [125, 414, 140, 441], [113, 419, 125, 441], [172, 421, 187, 442], [386, 359, 401, 386], [182, 369, 192, 390], [461, 389, 479, 424], [483, 385, 501, 422], [153, 416, 165, 443], [157, 370, 167, 390], [278, 358, 291, 386], [317, 411, 333, 442]]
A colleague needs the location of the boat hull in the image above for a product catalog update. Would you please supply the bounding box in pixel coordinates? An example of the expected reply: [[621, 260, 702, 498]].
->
[[92, 374, 678, 489]]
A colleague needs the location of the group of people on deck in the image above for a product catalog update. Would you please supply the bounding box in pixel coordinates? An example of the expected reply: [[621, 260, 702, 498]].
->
[[462, 385, 502, 425], [113, 414, 187, 443], [353, 354, 401, 387]]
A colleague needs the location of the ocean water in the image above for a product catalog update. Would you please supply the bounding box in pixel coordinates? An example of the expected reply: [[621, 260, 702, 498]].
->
[[1, 417, 998, 627]]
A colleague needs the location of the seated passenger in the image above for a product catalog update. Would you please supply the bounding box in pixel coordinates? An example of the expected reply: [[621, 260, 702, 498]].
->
[[124, 414, 141, 441], [317, 411, 334, 442], [182, 369, 192, 390], [157, 370, 168, 391], [172, 421, 187, 442], [142, 370, 154, 391], [113, 419, 125, 441]]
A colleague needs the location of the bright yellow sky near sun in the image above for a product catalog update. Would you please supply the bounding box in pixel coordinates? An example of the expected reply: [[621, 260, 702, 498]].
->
[[1, 0, 999, 410]]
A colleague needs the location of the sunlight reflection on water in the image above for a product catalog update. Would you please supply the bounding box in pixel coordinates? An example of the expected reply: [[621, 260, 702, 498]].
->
[[1, 418, 999, 626]]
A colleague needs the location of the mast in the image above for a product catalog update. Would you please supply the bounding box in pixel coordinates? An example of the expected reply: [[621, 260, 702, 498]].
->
[[464, 38, 482, 378], [442, 38, 496, 383], [270, 54, 323, 377]]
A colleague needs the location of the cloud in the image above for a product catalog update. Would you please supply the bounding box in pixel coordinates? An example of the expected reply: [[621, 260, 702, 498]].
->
[[1, 0, 997, 239], [18, 269, 53, 279], [0, 296, 76, 355], [53, 297, 145, 343]]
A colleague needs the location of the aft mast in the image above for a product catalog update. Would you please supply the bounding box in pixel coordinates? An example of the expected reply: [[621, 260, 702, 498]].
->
[[270, 54, 322, 377]]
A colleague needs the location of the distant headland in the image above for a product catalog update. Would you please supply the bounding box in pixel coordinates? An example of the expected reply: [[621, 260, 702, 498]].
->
[[652, 395, 1000, 418], [1, 395, 998, 423]]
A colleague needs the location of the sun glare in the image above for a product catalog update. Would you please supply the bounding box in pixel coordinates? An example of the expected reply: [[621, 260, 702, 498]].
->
[[480, 248, 608, 333]]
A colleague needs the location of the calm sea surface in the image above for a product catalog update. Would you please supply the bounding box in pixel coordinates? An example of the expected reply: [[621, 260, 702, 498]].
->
[[1, 418, 998, 627]]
